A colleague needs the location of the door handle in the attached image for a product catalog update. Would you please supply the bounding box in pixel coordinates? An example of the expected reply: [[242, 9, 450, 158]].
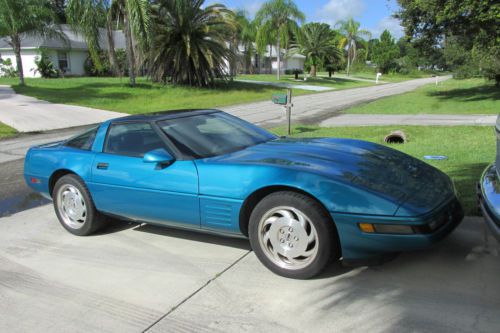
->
[[96, 162, 109, 170]]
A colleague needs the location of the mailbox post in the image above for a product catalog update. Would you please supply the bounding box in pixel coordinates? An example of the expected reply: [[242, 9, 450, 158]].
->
[[285, 88, 292, 136], [271, 88, 293, 136]]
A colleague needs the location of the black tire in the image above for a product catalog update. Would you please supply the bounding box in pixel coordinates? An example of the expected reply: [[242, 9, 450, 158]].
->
[[249, 191, 339, 279], [53, 174, 106, 236]]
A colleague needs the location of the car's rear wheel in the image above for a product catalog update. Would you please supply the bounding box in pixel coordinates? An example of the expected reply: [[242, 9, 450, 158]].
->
[[53, 174, 106, 236], [249, 191, 338, 279]]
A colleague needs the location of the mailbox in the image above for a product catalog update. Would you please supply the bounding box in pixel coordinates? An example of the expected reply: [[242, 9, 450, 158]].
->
[[272, 93, 287, 105]]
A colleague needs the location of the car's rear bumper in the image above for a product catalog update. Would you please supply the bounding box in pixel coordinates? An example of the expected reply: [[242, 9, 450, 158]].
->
[[477, 163, 500, 242], [332, 196, 464, 261]]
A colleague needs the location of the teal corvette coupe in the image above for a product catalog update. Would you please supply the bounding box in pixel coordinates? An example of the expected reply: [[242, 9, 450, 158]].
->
[[24, 110, 463, 279]]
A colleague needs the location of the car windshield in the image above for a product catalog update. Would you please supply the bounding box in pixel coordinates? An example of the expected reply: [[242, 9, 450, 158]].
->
[[157, 112, 277, 158]]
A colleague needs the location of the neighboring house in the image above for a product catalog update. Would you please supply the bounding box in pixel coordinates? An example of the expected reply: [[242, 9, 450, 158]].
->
[[235, 45, 306, 75], [0, 25, 125, 78]]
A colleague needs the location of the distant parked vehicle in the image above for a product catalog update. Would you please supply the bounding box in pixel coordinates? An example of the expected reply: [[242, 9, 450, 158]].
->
[[478, 115, 500, 242], [25, 110, 463, 279]]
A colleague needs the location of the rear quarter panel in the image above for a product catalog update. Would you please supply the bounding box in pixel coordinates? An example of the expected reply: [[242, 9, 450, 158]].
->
[[24, 146, 96, 198]]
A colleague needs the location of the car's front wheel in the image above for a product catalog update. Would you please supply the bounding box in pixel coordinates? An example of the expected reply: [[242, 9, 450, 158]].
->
[[249, 191, 338, 279], [53, 174, 106, 236]]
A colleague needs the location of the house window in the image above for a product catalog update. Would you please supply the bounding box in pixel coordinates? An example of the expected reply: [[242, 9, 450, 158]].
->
[[57, 51, 69, 72]]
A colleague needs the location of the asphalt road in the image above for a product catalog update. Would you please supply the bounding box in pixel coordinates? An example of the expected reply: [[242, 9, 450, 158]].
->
[[220, 76, 452, 126], [0, 158, 49, 218], [1, 207, 499, 332], [0, 127, 91, 217]]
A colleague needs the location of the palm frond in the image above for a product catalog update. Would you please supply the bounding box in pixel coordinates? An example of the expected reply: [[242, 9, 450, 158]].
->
[[149, 0, 235, 87]]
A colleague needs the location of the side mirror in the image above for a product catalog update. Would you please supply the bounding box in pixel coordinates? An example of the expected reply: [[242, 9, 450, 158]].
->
[[143, 148, 175, 168]]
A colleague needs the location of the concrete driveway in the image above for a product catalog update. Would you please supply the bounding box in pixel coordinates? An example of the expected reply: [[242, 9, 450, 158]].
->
[[0, 85, 125, 132], [1, 205, 499, 332]]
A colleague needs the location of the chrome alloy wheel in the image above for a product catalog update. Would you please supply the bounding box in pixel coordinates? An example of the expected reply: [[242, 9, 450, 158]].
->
[[57, 184, 87, 229], [258, 206, 319, 270]]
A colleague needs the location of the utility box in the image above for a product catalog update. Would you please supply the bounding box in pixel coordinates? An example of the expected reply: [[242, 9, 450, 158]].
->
[[272, 94, 287, 105]]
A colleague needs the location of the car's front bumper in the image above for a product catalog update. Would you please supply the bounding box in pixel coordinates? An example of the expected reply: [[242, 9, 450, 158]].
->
[[477, 163, 500, 242], [332, 196, 464, 261]]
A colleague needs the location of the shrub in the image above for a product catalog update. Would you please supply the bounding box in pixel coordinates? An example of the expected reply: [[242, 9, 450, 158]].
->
[[0, 58, 17, 77], [32, 51, 58, 78], [84, 49, 128, 77], [285, 68, 304, 75]]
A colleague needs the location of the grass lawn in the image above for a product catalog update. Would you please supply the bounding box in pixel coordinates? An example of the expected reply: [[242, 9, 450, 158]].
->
[[0, 122, 17, 139], [345, 78, 500, 115], [237, 74, 374, 89], [272, 125, 496, 216], [0, 77, 315, 114], [332, 70, 445, 83]]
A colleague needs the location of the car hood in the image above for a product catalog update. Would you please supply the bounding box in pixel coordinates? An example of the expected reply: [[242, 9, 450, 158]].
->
[[211, 138, 454, 216]]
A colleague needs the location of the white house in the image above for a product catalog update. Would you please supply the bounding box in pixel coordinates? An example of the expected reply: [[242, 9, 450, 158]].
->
[[234, 44, 306, 75], [259, 45, 306, 74], [0, 25, 125, 78], [1, 25, 304, 78]]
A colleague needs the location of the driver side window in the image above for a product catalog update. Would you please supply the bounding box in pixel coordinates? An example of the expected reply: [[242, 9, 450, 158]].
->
[[104, 122, 166, 157]]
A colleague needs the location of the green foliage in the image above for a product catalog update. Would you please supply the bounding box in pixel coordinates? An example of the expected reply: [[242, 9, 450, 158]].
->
[[0, 121, 17, 139], [84, 49, 128, 77], [233, 10, 257, 74], [149, 0, 235, 87], [0, 58, 17, 78], [284, 68, 304, 75], [66, 0, 107, 72], [255, 0, 305, 79], [50, 0, 67, 23], [371, 30, 399, 73], [66, 0, 152, 86], [32, 51, 58, 78], [395, 37, 419, 74], [473, 44, 500, 85], [335, 18, 371, 75], [396, 0, 500, 83], [0, 0, 65, 85], [292, 22, 341, 77]]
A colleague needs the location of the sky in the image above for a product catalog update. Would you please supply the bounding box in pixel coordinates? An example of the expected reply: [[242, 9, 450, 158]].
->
[[211, 0, 404, 39]]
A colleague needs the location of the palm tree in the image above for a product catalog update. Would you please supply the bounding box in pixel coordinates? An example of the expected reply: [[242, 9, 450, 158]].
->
[[335, 18, 371, 76], [149, 0, 235, 87], [292, 23, 342, 77], [234, 11, 257, 75], [0, 0, 64, 86], [66, 1, 107, 74], [255, 0, 305, 80], [256, 27, 277, 74], [66, 0, 151, 87]]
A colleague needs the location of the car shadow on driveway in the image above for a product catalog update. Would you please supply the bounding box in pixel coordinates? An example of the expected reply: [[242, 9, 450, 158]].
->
[[94, 218, 251, 251], [297, 218, 500, 330], [133, 223, 252, 251]]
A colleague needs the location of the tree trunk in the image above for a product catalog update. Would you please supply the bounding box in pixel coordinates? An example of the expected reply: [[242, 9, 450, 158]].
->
[[346, 46, 351, 76], [268, 45, 272, 74], [276, 34, 281, 80], [106, 22, 121, 77], [328, 70, 333, 77], [124, 13, 136, 87], [13, 35, 25, 86], [232, 39, 237, 78], [310, 65, 317, 77]]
